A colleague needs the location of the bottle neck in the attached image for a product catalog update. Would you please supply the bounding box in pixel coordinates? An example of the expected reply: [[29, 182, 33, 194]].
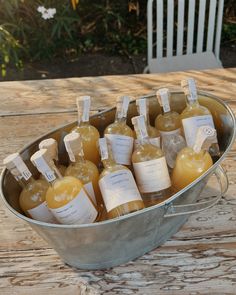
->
[[17, 175, 35, 188], [133, 119, 150, 145], [78, 120, 90, 127], [73, 154, 86, 164], [114, 113, 127, 124], [161, 107, 171, 116], [186, 94, 199, 107], [102, 156, 116, 169]]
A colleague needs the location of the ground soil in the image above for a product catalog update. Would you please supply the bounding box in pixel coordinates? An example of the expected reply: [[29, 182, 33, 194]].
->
[[1, 44, 235, 81]]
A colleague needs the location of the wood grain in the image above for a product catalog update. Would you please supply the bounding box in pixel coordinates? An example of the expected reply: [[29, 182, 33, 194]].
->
[[0, 68, 235, 295]]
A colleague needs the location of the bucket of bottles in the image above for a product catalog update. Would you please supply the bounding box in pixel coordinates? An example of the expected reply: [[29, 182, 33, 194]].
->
[[0, 89, 235, 270]]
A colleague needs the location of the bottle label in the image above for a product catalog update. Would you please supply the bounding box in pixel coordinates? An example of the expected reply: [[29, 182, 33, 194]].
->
[[13, 156, 32, 181], [160, 128, 181, 138], [133, 157, 171, 193], [134, 137, 161, 149], [84, 182, 97, 205], [32, 156, 56, 182], [137, 98, 147, 119], [28, 201, 58, 223], [82, 96, 90, 122], [182, 115, 217, 147], [117, 96, 130, 119], [99, 169, 142, 212], [158, 89, 171, 113], [105, 134, 134, 165], [50, 189, 97, 225], [99, 138, 109, 160]]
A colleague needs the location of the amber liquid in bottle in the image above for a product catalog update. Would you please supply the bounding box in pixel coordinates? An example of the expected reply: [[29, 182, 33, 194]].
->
[[135, 97, 160, 148], [64, 132, 103, 208], [71, 96, 100, 165], [132, 115, 172, 207], [155, 89, 182, 134], [31, 149, 98, 225], [3, 153, 56, 223], [39, 138, 66, 178], [172, 125, 215, 191], [104, 96, 134, 166], [98, 137, 144, 219], [180, 78, 220, 156]]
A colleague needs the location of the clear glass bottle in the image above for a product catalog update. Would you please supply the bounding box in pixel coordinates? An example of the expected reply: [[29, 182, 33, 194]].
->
[[132, 115, 172, 207], [172, 125, 215, 191], [155, 88, 186, 168], [71, 96, 100, 165], [104, 96, 134, 166], [63, 132, 103, 208], [98, 137, 144, 219], [3, 153, 56, 223], [39, 138, 66, 177], [31, 149, 98, 225], [180, 78, 220, 157], [135, 97, 160, 149]]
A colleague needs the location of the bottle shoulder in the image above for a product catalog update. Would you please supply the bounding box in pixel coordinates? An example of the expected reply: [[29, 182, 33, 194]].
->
[[104, 122, 134, 137], [155, 112, 181, 131], [181, 104, 211, 119], [132, 143, 163, 163], [99, 164, 128, 179], [72, 124, 100, 138]]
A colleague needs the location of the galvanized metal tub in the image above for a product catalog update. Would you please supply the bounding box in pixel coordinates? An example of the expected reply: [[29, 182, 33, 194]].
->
[[1, 90, 235, 270]]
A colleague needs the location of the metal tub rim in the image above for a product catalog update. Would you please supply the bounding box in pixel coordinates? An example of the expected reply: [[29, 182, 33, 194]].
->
[[0, 90, 235, 229]]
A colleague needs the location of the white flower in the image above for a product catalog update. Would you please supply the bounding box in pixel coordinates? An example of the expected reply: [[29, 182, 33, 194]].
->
[[47, 8, 56, 18], [37, 6, 56, 20], [37, 6, 46, 14]]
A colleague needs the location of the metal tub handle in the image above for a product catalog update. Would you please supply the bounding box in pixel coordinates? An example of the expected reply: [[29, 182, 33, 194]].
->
[[164, 165, 228, 218]]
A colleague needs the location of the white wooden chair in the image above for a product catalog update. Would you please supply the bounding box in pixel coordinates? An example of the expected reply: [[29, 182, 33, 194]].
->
[[145, 0, 224, 73]]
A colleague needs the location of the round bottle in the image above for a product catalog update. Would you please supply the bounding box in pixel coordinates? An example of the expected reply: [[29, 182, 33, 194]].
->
[[71, 96, 100, 165], [98, 137, 144, 219]]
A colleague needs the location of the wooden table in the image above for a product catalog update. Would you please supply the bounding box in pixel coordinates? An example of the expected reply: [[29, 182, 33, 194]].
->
[[0, 68, 236, 295]]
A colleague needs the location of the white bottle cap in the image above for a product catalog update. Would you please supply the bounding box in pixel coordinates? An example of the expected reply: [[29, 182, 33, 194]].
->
[[116, 96, 130, 119], [30, 149, 56, 182], [136, 98, 147, 119], [156, 88, 171, 113], [193, 126, 217, 153], [39, 138, 59, 161], [3, 153, 32, 181], [181, 78, 198, 101], [76, 96, 91, 123], [132, 115, 148, 139], [98, 138, 109, 161], [64, 132, 84, 162]]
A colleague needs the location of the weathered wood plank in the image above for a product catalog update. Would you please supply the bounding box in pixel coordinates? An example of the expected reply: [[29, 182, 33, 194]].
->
[[0, 68, 235, 116], [0, 69, 236, 294]]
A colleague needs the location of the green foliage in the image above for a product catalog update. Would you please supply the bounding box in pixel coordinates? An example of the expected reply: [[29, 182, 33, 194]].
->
[[0, 0, 235, 77], [0, 25, 22, 77]]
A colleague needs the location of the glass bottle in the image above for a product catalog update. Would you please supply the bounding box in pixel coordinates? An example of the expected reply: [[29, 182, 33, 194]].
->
[[155, 88, 186, 168], [39, 138, 66, 177], [132, 115, 172, 207], [71, 96, 100, 165], [98, 137, 144, 219], [104, 96, 134, 166], [135, 97, 160, 149], [3, 153, 56, 223], [63, 132, 103, 207], [172, 125, 215, 191], [31, 149, 98, 225], [180, 78, 220, 157]]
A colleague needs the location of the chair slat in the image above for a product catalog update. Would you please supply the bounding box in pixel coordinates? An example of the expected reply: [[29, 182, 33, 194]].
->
[[167, 0, 174, 57], [156, 0, 164, 58], [214, 0, 224, 60], [177, 0, 185, 56], [197, 0, 206, 53], [147, 0, 153, 61], [207, 0, 217, 52], [187, 0, 196, 54]]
